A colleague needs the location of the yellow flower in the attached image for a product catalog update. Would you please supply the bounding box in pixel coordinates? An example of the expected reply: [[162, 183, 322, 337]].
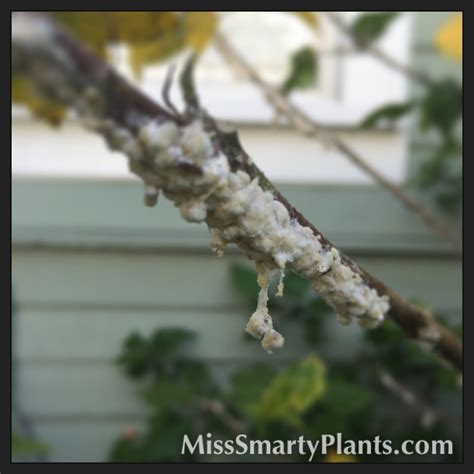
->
[[434, 13, 462, 62]]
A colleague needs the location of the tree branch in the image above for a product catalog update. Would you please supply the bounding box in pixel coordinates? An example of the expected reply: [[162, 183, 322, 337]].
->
[[197, 398, 246, 434], [11, 13, 462, 369], [377, 368, 460, 435], [213, 32, 462, 255]]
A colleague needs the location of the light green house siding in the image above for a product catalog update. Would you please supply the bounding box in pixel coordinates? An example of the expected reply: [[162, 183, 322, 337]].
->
[[12, 12, 462, 462], [12, 184, 461, 462]]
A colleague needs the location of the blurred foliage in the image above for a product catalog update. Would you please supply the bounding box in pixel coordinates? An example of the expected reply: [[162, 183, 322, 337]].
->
[[12, 430, 49, 457], [12, 73, 67, 125], [258, 355, 326, 427], [109, 328, 217, 461], [350, 12, 399, 48], [117, 327, 195, 378], [360, 79, 462, 212], [350, 12, 462, 214], [415, 96, 461, 210], [291, 12, 320, 31], [410, 142, 462, 213], [12, 11, 315, 121], [360, 60, 461, 213], [229, 263, 260, 306], [360, 102, 415, 129], [434, 13, 462, 63], [108, 264, 461, 462], [281, 47, 318, 95], [12, 12, 217, 122], [419, 79, 462, 141], [52, 12, 216, 76], [324, 450, 358, 462], [227, 364, 276, 420]]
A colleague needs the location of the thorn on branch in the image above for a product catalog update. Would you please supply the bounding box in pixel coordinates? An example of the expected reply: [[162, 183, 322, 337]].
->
[[179, 53, 201, 115], [161, 63, 182, 120]]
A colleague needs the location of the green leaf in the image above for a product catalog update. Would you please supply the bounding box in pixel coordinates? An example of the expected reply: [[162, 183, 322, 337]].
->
[[143, 411, 197, 461], [107, 434, 147, 462], [116, 328, 195, 378], [360, 101, 414, 128], [301, 315, 324, 346], [323, 379, 375, 416], [309, 297, 333, 316], [281, 47, 318, 95], [281, 297, 332, 346], [280, 272, 311, 300], [116, 332, 150, 378], [228, 364, 276, 420], [12, 431, 49, 456], [142, 360, 215, 409], [229, 264, 259, 303], [435, 184, 462, 213], [305, 411, 348, 439], [419, 79, 462, 138], [257, 354, 326, 426], [149, 329, 195, 361], [365, 319, 404, 347], [366, 317, 461, 387], [351, 12, 399, 47], [410, 142, 462, 214]]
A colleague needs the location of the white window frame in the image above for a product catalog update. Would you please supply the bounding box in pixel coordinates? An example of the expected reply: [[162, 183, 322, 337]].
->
[[12, 12, 413, 184]]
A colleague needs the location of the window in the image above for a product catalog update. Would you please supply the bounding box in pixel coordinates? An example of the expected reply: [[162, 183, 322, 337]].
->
[[12, 12, 412, 184]]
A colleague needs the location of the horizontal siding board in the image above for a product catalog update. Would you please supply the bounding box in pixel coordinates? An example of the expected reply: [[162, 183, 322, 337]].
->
[[14, 308, 316, 362], [15, 307, 461, 363], [16, 359, 306, 418], [16, 364, 147, 418], [12, 180, 458, 254], [350, 256, 461, 312], [12, 250, 462, 312], [29, 419, 145, 462], [12, 251, 242, 308]]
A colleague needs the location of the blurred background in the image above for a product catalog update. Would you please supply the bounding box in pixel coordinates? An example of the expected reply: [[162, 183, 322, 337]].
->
[[11, 11, 462, 462]]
